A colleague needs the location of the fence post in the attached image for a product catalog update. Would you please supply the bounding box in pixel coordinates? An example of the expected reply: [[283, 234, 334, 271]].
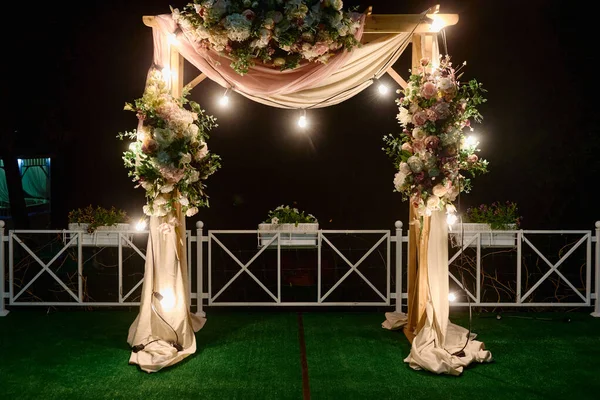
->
[[395, 220, 403, 313], [592, 221, 600, 317], [195, 221, 205, 317], [0, 220, 8, 316]]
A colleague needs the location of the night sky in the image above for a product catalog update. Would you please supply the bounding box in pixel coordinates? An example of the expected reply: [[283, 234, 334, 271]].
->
[[5, 0, 598, 231]]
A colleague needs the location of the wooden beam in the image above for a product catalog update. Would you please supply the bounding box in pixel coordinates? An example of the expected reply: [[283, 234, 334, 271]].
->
[[364, 13, 458, 34], [143, 15, 157, 28], [143, 13, 458, 34], [386, 67, 408, 89], [185, 73, 208, 91]]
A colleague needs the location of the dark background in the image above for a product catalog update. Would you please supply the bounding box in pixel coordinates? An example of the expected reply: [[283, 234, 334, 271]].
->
[[3, 0, 597, 231]]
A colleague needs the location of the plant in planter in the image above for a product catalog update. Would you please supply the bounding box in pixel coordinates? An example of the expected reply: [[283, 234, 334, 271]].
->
[[66, 205, 132, 247], [258, 205, 318, 247], [450, 201, 522, 247]]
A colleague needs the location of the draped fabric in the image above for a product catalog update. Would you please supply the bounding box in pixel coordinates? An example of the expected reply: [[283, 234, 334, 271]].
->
[[384, 210, 493, 375], [127, 204, 206, 373], [21, 164, 50, 200], [151, 14, 412, 109]]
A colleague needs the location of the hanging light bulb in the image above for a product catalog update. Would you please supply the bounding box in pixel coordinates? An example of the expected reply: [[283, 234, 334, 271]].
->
[[154, 288, 176, 311], [167, 32, 179, 46], [135, 219, 147, 231], [161, 67, 172, 83], [378, 83, 389, 95], [464, 135, 479, 149], [128, 142, 137, 151], [447, 212, 458, 226], [298, 109, 307, 128], [448, 292, 457, 302], [219, 88, 230, 107]]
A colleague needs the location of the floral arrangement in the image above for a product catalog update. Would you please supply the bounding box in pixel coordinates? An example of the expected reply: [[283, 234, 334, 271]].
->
[[171, 0, 362, 75], [263, 205, 317, 226], [118, 68, 221, 220], [382, 55, 489, 219], [465, 201, 521, 230], [68, 205, 129, 233]]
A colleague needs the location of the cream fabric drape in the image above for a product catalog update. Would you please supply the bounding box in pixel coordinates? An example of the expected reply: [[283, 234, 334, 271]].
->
[[385, 210, 492, 375], [151, 14, 411, 109], [127, 212, 205, 373]]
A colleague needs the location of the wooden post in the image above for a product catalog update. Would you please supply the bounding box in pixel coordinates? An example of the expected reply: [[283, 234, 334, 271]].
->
[[170, 45, 184, 98], [404, 32, 435, 343]]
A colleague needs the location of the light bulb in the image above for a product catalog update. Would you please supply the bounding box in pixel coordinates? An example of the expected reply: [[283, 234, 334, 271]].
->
[[161, 67, 172, 83], [447, 213, 458, 226], [378, 83, 389, 95], [448, 292, 457, 302], [298, 115, 307, 128], [464, 135, 478, 148], [430, 15, 445, 32], [128, 142, 137, 151], [219, 94, 229, 106], [167, 33, 179, 46], [157, 288, 176, 311], [135, 219, 147, 231]]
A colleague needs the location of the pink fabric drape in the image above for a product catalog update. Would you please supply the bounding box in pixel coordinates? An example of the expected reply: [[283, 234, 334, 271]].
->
[[152, 13, 365, 96]]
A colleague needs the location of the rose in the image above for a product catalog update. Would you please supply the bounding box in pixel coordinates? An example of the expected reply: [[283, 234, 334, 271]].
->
[[433, 102, 450, 119], [186, 207, 199, 217], [432, 184, 447, 197], [437, 77, 454, 92], [412, 111, 428, 126], [424, 135, 440, 150], [421, 82, 437, 99], [427, 195, 441, 210], [412, 139, 426, 154], [425, 109, 437, 121], [401, 142, 413, 153], [141, 138, 159, 155], [467, 154, 479, 163], [180, 152, 192, 164], [399, 162, 411, 175]]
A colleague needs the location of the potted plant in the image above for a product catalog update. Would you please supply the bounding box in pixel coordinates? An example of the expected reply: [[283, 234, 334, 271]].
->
[[450, 201, 522, 247], [65, 205, 133, 247], [258, 205, 319, 247]]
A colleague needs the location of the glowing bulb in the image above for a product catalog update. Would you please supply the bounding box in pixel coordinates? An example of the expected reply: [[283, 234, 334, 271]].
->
[[128, 142, 137, 151], [135, 219, 147, 231], [447, 213, 458, 226], [167, 33, 179, 46], [430, 15, 445, 32], [219, 95, 229, 106], [157, 288, 176, 311], [464, 135, 478, 148], [448, 292, 457, 302], [378, 83, 389, 95], [136, 130, 146, 141], [161, 67, 173, 83], [298, 115, 307, 128]]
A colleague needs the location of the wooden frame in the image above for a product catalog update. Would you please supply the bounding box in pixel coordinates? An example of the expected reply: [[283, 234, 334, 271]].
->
[[143, 4, 456, 343]]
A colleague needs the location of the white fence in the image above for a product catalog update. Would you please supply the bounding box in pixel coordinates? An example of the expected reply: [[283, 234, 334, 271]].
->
[[1, 220, 599, 317]]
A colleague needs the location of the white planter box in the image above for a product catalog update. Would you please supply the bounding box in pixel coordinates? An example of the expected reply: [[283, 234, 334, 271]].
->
[[64, 223, 133, 247], [449, 223, 517, 248], [258, 223, 319, 248]]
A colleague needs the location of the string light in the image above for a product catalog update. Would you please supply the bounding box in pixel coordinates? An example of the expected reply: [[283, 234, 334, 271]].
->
[[448, 292, 457, 302], [377, 83, 389, 95], [219, 88, 230, 106], [298, 109, 307, 128], [135, 219, 147, 231]]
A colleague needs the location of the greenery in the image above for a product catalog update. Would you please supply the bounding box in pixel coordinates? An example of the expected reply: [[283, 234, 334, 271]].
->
[[117, 68, 221, 219], [464, 201, 521, 229], [172, 0, 362, 75], [68, 205, 129, 233], [263, 204, 317, 226]]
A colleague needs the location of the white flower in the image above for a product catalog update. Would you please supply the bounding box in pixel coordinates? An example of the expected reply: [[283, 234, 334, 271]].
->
[[154, 194, 168, 206], [160, 183, 175, 193], [399, 162, 411, 175], [426, 195, 441, 211], [412, 128, 426, 140], [180, 153, 192, 164], [437, 77, 454, 91], [432, 184, 447, 197], [393, 171, 407, 190], [446, 203, 457, 214], [141, 181, 154, 191], [186, 207, 199, 217], [179, 196, 190, 206], [223, 13, 252, 42], [188, 169, 200, 183], [407, 156, 423, 173], [396, 107, 412, 126], [271, 217, 279, 224]]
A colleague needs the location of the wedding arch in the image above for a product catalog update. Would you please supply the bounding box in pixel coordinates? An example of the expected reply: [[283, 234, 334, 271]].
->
[[126, 1, 490, 375]]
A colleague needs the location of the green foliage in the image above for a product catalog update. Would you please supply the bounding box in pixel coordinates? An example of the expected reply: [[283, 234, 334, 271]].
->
[[68, 205, 129, 233], [465, 201, 522, 229], [264, 205, 317, 226]]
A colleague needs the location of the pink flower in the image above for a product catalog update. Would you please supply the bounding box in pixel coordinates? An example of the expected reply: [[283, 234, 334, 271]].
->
[[313, 42, 329, 56], [242, 9, 255, 21], [424, 135, 440, 150], [433, 102, 450, 119], [421, 82, 437, 99], [425, 109, 437, 121], [141, 138, 159, 155], [412, 111, 428, 126], [467, 154, 478, 163], [412, 139, 426, 154], [401, 142, 413, 153], [159, 165, 186, 183], [420, 57, 430, 66]]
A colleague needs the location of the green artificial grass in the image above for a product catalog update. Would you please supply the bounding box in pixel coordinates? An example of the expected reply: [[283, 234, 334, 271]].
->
[[1, 309, 599, 400], [303, 311, 600, 400]]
